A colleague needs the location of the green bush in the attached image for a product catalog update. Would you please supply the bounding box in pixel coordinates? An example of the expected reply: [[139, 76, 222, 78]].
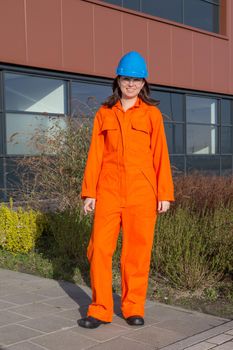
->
[[0, 200, 45, 254], [152, 204, 233, 290]]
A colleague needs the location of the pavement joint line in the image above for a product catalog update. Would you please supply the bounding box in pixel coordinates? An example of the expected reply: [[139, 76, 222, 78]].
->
[[160, 321, 233, 350], [121, 333, 161, 347], [13, 322, 49, 334], [27, 341, 51, 350]]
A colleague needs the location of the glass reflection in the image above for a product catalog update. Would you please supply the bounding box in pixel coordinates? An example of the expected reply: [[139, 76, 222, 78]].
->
[[71, 82, 112, 119], [187, 124, 218, 155], [4, 73, 67, 114], [6, 113, 66, 155]]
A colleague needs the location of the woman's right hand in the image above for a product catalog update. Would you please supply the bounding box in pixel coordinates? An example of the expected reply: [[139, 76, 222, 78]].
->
[[83, 197, 96, 214]]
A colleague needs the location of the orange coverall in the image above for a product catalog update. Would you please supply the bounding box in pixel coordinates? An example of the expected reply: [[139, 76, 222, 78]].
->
[[81, 98, 174, 322]]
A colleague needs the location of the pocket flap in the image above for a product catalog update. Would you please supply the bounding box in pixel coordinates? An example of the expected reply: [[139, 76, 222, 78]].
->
[[100, 118, 118, 133], [131, 119, 149, 133]]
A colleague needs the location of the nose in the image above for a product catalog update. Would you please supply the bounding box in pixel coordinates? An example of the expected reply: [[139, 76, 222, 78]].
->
[[128, 79, 134, 86]]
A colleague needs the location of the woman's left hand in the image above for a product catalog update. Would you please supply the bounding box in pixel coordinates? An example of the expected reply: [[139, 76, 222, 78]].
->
[[157, 201, 170, 214]]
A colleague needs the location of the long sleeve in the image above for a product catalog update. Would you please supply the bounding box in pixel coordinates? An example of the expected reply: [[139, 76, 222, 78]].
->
[[81, 111, 104, 199], [150, 107, 174, 202]]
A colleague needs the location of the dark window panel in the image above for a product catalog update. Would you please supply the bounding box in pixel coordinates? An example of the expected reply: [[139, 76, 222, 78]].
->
[[5, 157, 21, 194], [141, 0, 183, 22], [187, 124, 219, 155], [71, 82, 112, 119], [165, 123, 184, 154], [186, 96, 218, 124], [101, 0, 122, 5], [0, 72, 3, 111], [4, 73, 67, 114], [171, 93, 184, 121], [170, 156, 185, 174], [0, 112, 3, 155], [0, 157, 5, 200], [151, 90, 172, 121], [221, 156, 232, 176], [184, 0, 219, 33], [221, 100, 232, 125], [187, 156, 220, 175], [221, 126, 232, 154], [123, 0, 140, 11]]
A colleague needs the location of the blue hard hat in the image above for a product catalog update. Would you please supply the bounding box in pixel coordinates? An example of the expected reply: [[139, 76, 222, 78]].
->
[[116, 51, 148, 78]]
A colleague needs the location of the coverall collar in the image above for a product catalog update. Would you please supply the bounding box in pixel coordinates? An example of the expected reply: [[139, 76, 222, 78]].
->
[[113, 97, 143, 112]]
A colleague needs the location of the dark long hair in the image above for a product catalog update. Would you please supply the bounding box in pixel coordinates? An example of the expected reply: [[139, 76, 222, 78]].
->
[[102, 76, 159, 108]]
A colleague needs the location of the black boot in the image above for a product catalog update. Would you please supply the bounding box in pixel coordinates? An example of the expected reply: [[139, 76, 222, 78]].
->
[[78, 316, 110, 329], [126, 315, 144, 326]]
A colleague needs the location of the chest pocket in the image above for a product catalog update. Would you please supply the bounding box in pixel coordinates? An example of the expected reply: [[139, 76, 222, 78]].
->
[[129, 118, 151, 152], [99, 118, 119, 151]]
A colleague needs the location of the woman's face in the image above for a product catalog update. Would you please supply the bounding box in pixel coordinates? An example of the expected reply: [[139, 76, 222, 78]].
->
[[118, 76, 145, 99]]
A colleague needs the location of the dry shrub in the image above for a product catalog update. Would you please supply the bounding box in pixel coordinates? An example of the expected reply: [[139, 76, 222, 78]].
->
[[14, 117, 91, 211], [173, 173, 233, 212]]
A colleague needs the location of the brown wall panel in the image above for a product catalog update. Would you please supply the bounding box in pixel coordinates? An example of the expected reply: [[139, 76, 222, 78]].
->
[[93, 5, 122, 76], [171, 27, 193, 88], [193, 33, 212, 90], [62, 0, 94, 73], [122, 12, 148, 60], [0, 0, 27, 63], [148, 20, 172, 85], [212, 38, 230, 93], [26, 0, 62, 69]]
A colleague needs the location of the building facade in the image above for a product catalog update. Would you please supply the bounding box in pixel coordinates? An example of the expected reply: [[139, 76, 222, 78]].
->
[[0, 0, 232, 201]]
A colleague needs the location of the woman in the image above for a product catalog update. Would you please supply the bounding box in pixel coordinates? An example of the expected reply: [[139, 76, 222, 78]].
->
[[78, 51, 174, 329]]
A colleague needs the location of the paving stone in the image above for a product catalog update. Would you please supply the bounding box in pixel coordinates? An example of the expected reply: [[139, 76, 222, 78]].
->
[[0, 285, 26, 297], [6, 342, 46, 350], [0, 310, 29, 327], [0, 324, 43, 346], [225, 329, 233, 335], [85, 336, 154, 350], [71, 322, 129, 341], [145, 304, 226, 327], [145, 304, 196, 322], [124, 325, 185, 348], [56, 306, 88, 320], [207, 334, 233, 345], [161, 321, 233, 350], [9, 302, 67, 318], [31, 286, 68, 298], [0, 292, 49, 306], [154, 316, 219, 337], [42, 296, 84, 309], [18, 314, 77, 333], [31, 329, 97, 350], [185, 342, 216, 349], [0, 300, 17, 310], [213, 341, 233, 350]]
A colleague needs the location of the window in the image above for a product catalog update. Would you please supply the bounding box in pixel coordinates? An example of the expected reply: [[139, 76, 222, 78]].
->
[[151, 90, 185, 155], [142, 0, 183, 23], [184, 0, 219, 33], [71, 81, 112, 119], [5, 73, 66, 114], [186, 96, 218, 155], [4, 73, 67, 155], [100, 0, 220, 34]]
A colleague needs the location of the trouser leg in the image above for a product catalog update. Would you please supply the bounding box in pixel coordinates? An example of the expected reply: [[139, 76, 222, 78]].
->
[[121, 204, 157, 319], [87, 203, 121, 322]]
